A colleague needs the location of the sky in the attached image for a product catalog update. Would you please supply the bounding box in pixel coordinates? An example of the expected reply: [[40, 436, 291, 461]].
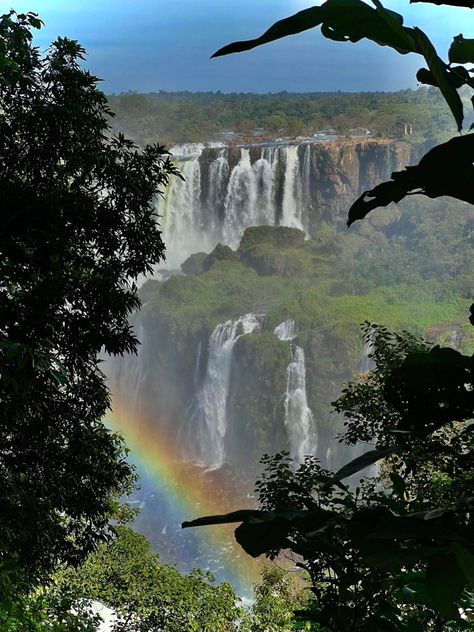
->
[[2, 0, 470, 93]]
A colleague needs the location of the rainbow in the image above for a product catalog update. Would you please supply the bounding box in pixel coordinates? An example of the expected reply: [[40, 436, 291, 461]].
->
[[105, 389, 262, 596]]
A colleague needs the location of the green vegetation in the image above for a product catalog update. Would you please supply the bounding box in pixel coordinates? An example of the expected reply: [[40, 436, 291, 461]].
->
[[142, 200, 472, 347], [107, 88, 462, 147], [136, 213, 471, 465], [186, 326, 474, 630], [11, 527, 313, 631], [0, 10, 178, 620], [40, 526, 241, 632], [183, 0, 474, 629]]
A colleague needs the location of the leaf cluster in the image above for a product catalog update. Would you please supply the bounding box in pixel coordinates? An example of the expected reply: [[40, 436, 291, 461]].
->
[[0, 10, 178, 595]]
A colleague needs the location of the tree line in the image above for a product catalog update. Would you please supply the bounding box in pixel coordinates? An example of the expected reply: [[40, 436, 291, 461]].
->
[[107, 88, 461, 147]]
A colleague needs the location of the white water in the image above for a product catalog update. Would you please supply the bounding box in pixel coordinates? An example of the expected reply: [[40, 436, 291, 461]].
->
[[223, 149, 259, 248], [359, 339, 375, 374], [274, 318, 297, 341], [160, 143, 312, 268], [187, 313, 261, 469], [281, 146, 304, 231], [274, 320, 316, 464]]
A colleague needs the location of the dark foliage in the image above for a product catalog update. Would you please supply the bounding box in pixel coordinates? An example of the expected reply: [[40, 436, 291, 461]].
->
[[211, 0, 473, 218], [0, 12, 178, 586], [185, 327, 474, 630]]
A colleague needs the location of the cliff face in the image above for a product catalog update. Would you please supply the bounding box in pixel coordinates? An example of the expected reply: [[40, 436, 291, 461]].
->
[[200, 139, 414, 228], [160, 139, 415, 268], [305, 141, 412, 230]]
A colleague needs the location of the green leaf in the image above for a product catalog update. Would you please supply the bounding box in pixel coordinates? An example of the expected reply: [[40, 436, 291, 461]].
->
[[449, 34, 474, 63], [452, 544, 474, 586], [211, 6, 325, 57], [332, 445, 400, 481], [426, 554, 465, 619], [413, 27, 464, 131]]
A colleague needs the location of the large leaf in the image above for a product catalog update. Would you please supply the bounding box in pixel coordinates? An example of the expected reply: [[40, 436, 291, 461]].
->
[[183, 507, 341, 557], [452, 543, 474, 586], [412, 0, 474, 7], [235, 518, 293, 557], [413, 28, 464, 130], [347, 134, 474, 225], [182, 509, 267, 528], [384, 346, 474, 434], [332, 445, 400, 481], [211, 0, 419, 58], [449, 34, 474, 64], [212, 0, 469, 130], [426, 554, 465, 619]]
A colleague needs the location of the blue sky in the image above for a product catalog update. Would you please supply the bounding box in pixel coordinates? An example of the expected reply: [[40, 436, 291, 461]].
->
[[3, 0, 470, 93]]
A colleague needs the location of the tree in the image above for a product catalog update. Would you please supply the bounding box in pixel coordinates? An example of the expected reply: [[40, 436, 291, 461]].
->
[[185, 325, 474, 630], [41, 526, 241, 632], [240, 567, 302, 632], [0, 10, 179, 595]]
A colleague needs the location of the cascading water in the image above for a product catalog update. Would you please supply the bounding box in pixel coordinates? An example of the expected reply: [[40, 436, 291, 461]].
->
[[359, 339, 375, 374], [281, 146, 304, 231], [160, 144, 208, 268], [222, 149, 259, 248], [159, 142, 313, 267], [274, 320, 316, 464], [185, 313, 261, 469]]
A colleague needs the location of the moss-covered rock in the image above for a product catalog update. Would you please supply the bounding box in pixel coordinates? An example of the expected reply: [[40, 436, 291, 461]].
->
[[181, 251, 208, 275], [204, 243, 239, 270]]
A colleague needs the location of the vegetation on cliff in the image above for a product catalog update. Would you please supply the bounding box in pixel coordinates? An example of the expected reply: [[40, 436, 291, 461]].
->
[[107, 88, 462, 146], [135, 212, 472, 468]]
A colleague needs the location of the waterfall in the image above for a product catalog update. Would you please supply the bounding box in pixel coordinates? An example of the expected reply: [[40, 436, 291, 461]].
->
[[159, 142, 315, 269], [253, 146, 279, 226], [160, 146, 207, 268], [274, 320, 316, 464], [359, 339, 375, 374], [281, 146, 304, 230], [222, 149, 259, 248], [274, 318, 297, 341], [186, 313, 261, 469]]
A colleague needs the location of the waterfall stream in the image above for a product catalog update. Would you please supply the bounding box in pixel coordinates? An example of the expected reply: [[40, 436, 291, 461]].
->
[[274, 319, 316, 464], [186, 313, 261, 469]]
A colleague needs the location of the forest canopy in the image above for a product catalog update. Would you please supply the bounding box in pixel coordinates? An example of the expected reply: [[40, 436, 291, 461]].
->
[[107, 88, 466, 147]]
